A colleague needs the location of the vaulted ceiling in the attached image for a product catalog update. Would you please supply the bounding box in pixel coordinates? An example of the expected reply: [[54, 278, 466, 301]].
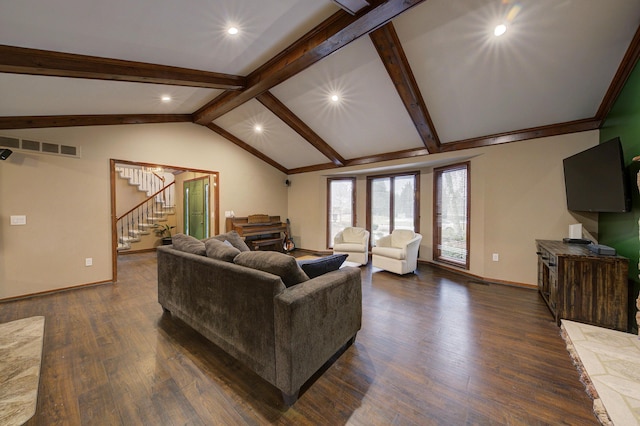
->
[[1, 0, 639, 174]]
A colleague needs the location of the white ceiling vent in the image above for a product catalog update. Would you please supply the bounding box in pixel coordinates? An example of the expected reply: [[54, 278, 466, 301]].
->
[[0, 136, 80, 158]]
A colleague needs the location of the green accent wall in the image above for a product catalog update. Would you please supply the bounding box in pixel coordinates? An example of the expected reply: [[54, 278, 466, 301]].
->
[[599, 60, 640, 332]]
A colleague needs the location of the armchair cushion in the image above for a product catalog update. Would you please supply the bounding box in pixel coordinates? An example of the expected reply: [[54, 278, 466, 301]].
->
[[234, 251, 309, 288], [391, 229, 418, 247], [333, 243, 366, 253], [371, 246, 406, 260], [297, 254, 348, 279], [341, 227, 368, 243]]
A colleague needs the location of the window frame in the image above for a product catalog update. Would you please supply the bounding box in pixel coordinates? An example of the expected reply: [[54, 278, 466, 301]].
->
[[433, 161, 471, 269], [326, 177, 357, 249], [366, 171, 420, 247]]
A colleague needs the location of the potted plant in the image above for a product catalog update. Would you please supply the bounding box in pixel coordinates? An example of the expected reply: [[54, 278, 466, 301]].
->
[[155, 224, 176, 245]]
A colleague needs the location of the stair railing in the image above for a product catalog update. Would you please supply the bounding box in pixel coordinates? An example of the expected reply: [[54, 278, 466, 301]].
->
[[116, 181, 176, 249]]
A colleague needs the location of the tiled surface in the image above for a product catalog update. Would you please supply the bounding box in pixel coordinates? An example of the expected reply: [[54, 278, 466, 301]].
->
[[562, 320, 640, 426], [0, 316, 45, 426]]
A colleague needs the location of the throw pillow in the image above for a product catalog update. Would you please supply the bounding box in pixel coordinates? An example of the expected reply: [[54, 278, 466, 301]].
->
[[210, 231, 251, 252], [233, 251, 309, 288], [297, 254, 349, 279], [172, 233, 206, 255], [205, 238, 241, 262]]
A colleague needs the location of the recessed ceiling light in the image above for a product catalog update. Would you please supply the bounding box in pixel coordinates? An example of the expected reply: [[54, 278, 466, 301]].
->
[[254, 124, 263, 133], [228, 26, 239, 35], [330, 94, 340, 103], [494, 24, 507, 37], [161, 95, 172, 103]]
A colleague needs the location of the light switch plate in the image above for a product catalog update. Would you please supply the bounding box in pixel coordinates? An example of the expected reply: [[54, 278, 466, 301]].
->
[[10, 215, 26, 225]]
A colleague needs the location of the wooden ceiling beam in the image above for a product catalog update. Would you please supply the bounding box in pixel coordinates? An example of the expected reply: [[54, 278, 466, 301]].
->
[[0, 114, 192, 129], [287, 162, 339, 174], [370, 22, 440, 153], [285, 120, 601, 174], [595, 24, 640, 121], [193, 0, 426, 124], [256, 91, 345, 166], [439, 119, 601, 152], [204, 123, 289, 174], [0, 45, 246, 90]]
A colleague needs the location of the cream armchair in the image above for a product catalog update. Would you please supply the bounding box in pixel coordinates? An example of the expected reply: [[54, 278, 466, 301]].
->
[[333, 227, 370, 265], [372, 229, 422, 274]]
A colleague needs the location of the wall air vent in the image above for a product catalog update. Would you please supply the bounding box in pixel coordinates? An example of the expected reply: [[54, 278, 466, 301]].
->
[[60, 145, 77, 156], [0, 135, 81, 158], [0, 136, 19, 149], [22, 139, 40, 151], [42, 142, 59, 154]]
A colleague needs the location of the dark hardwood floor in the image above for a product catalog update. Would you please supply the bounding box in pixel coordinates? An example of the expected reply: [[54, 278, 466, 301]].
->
[[0, 252, 597, 425]]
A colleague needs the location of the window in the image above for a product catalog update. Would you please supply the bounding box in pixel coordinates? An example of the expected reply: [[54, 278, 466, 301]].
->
[[367, 172, 419, 246], [433, 162, 470, 269], [327, 178, 356, 248]]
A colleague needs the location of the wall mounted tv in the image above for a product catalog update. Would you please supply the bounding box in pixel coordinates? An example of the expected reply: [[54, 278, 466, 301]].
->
[[563, 137, 630, 213]]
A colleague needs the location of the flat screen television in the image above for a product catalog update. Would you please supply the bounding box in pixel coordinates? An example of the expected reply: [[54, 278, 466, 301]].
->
[[563, 137, 630, 213]]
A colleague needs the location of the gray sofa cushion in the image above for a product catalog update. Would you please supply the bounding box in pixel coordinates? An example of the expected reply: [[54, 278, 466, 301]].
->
[[172, 233, 206, 255], [234, 251, 309, 287], [205, 238, 241, 262], [210, 230, 251, 252], [297, 254, 349, 279]]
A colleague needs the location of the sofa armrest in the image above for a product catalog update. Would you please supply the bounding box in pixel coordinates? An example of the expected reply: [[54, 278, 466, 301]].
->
[[274, 267, 362, 398]]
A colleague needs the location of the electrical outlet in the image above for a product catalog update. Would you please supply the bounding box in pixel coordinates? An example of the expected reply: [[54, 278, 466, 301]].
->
[[492, 253, 499, 262], [85, 258, 93, 267]]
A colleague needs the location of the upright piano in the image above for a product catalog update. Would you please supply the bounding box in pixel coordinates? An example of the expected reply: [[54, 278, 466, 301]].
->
[[225, 215, 286, 252]]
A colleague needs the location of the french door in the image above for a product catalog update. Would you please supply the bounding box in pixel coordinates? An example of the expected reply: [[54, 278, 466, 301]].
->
[[327, 178, 356, 248], [367, 172, 419, 246], [433, 162, 470, 269], [184, 176, 210, 240]]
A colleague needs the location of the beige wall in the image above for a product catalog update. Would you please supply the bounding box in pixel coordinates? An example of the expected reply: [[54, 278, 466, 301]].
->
[[0, 123, 598, 299], [287, 131, 599, 286], [0, 123, 287, 299]]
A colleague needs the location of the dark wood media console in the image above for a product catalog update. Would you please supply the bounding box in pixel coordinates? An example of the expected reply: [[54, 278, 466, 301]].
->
[[536, 240, 629, 331]]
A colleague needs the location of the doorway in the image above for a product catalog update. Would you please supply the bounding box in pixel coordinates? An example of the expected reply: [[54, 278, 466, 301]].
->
[[183, 176, 210, 240], [110, 159, 219, 282]]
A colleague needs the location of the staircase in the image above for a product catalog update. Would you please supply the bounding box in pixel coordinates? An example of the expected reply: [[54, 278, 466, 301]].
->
[[115, 166, 176, 252]]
